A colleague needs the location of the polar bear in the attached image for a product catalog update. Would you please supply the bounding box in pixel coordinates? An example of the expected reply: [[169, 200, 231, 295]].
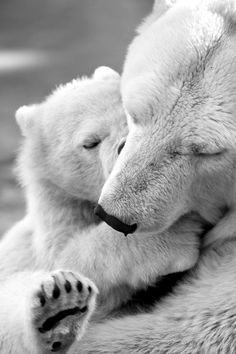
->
[[97, 0, 236, 243], [0, 67, 203, 353], [76, 0, 236, 352]]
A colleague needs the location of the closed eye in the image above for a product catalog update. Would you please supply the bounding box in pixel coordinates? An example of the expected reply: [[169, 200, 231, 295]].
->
[[83, 140, 101, 149], [189, 143, 227, 157], [193, 149, 227, 158]]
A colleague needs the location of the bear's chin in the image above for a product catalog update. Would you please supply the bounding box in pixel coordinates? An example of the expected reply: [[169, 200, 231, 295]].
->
[[136, 212, 208, 237], [136, 223, 169, 236]]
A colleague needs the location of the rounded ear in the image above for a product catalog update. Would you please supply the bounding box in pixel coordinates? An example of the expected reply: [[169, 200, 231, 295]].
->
[[15, 104, 39, 136], [93, 66, 120, 81], [153, 0, 178, 15]]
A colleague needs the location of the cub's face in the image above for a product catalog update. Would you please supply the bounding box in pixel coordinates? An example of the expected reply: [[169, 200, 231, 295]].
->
[[16, 68, 127, 202], [98, 1, 236, 234]]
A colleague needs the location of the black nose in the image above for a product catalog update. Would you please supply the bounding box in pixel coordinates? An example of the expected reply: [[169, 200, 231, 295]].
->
[[94, 204, 137, 236], [117, 138, 126, 155]]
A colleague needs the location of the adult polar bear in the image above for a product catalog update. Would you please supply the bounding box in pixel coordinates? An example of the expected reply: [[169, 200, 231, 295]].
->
[[78, 0, 236, 353]]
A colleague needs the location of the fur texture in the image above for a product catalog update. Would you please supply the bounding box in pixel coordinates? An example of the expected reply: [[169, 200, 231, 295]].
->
[[84, 0, 236, 352], [99, 0, 236, 240], [76, 238, 236, 353], [0, 67, 203, 353]]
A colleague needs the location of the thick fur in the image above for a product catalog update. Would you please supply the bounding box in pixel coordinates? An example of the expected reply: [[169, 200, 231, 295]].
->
[[0, 67, 203, 353], [85, 0, 236, 352], [99, 0, 236, 241], [76, 238, 236, 354]]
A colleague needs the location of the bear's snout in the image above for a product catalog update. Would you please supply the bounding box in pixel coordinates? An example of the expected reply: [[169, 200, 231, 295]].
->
[[94, 204, 137, 236]]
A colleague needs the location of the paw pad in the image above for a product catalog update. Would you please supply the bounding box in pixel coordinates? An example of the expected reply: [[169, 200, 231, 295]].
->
[[32, 270, 98, 352]]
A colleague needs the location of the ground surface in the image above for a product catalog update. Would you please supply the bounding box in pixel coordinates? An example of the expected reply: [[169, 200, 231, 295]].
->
[[0, 0, 151, 235]]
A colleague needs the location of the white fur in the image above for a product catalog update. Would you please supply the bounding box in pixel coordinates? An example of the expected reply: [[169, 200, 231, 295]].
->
[[99, 0, 236, 239], [15, 105, 39, 137], [1, 0, 236, 351], [76, 238, 236, 353], [0, 67, 202, 353], [88, 0, 236, 352], [93, 66, 120, 81]]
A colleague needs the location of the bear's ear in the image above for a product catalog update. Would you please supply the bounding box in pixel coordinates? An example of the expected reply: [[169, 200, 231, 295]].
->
[[153, 0, 178, 16], [93, 66, 120, 81], [15, 104, 39, 137]]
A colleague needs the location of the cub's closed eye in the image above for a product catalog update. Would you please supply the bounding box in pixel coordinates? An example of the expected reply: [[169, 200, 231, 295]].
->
[[83, 140, 101, 149]]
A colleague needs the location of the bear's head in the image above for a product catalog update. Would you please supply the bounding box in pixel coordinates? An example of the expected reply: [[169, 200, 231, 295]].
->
[[16, 67, 127, 203], [96, 0, 236, 235]]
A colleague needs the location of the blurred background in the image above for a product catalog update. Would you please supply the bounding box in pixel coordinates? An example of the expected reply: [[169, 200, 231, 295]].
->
[[0, 0, 152, 235]]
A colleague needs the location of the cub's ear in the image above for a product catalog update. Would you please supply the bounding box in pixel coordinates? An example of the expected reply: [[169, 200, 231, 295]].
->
[[93, 66, 120, 81], [15, 104, 39, 136]]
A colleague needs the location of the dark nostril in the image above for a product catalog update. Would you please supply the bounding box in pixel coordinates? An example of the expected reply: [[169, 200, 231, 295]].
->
[[94, 204, 137, 236], [52, 341, 62, 352], [117, 139, 126, 155]]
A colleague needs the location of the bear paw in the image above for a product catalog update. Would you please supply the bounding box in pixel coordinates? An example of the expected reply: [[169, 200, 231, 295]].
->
[[31, 270, 98, 353]]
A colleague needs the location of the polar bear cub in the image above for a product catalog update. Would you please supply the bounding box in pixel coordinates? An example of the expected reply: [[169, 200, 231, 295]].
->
[[0, 67, 203, 353]]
